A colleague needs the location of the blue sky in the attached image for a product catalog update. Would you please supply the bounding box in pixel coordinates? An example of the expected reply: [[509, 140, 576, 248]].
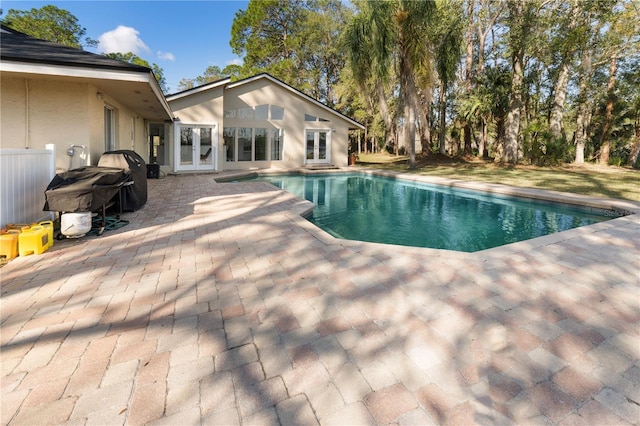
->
[[2, 1, 250, 93]]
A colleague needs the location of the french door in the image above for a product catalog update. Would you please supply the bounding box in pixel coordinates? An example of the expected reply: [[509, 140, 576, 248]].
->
[[305, 129, 331, 165], [175, 124, 217, 171]]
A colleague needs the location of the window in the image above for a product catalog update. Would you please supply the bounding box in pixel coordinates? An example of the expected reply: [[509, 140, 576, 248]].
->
[[200, 128, 213, 165], [179, 127, 194, 165], [255, 105, 269, 120], [255, 128, 267, 161], [305, 113, 329, 122], [271, 105, 285, 120], [224, 127, 235, 161], [225, 127, 283, 162], [237, 107, 254, 120], [271, 129, 283, 161], [238, 127, 252, 161], [104, 106, 115, 151], [228, 105, 285, 120]]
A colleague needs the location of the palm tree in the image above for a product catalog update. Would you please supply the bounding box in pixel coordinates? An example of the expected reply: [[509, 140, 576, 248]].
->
[[432, 1, 464, 156], [344, 0, 435, 169]]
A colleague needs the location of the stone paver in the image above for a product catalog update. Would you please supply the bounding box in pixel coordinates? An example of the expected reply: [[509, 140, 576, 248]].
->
[[1, 172, 639, 425]]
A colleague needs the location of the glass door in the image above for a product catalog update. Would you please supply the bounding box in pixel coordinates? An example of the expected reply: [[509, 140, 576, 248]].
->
[[305, 129, 330, 164], [198, 127, 213, 167], [175, 124, 217, 171]]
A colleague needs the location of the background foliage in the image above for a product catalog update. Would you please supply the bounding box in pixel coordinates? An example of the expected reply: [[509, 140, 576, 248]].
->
[[4, 1, 639, 167]]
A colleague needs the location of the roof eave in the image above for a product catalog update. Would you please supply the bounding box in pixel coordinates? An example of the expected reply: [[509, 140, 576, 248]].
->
[[1, 60, 173, 121], [166, 77, 232, 101]]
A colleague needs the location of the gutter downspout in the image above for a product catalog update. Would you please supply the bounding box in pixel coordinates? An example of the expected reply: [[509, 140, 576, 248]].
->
[[25, 79, 30, 148]]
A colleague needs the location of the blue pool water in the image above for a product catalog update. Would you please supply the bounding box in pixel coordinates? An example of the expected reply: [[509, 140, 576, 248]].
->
[[249, 173, 611, 252]]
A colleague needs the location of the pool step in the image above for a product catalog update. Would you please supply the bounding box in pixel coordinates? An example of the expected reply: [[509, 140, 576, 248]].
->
[[303, 164, 340, 170]]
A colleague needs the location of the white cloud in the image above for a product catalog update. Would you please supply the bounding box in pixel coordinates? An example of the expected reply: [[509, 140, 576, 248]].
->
[[157, 51, 176, 61], [98, 26, 150, 55], [226, 58, 243, 66]]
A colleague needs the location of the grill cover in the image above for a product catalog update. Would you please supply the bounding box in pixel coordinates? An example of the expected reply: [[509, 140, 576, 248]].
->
[[43, 167, 127, 212], [98, 150, 147, 211]]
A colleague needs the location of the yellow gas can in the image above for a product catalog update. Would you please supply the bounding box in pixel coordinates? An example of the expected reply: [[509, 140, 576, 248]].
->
[[0, 229, 20, 260], [18, 225, 49, 256], [38, 221, 55, 248]]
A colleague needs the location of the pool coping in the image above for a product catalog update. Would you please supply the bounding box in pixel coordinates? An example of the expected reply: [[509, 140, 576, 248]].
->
[[216, 167, 640, 259]]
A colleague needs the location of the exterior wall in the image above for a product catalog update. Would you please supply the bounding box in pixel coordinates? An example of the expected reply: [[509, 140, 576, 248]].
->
[[1, 75, 152, 172], [167, 78, 357, 172], [2, 76, 89, 171], [169, 85, 225, 171], [221, 79, 352, 171]]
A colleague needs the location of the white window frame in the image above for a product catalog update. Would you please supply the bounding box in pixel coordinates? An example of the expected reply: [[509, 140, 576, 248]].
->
[[225, 127, 284, 162], [104, 105, 116, 152]]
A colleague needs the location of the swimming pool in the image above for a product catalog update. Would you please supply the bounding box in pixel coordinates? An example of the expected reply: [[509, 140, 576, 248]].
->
[[248, 173, 612, 252]]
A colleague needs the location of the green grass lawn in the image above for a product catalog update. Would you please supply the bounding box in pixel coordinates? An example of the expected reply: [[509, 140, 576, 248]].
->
[[355, 152, 640, 202]]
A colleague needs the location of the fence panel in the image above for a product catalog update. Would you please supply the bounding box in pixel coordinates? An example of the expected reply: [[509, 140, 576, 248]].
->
[[0, 145, 55, 228]]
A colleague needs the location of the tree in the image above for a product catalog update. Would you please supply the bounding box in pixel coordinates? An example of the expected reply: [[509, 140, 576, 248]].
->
[[620, 64, 640, 166], [547, 0, 588, 141], [2, 5, 96, 48], [469, 0, 505, 158], [458, 65, 511, 159], [177, 65, 231, 91], [501, 0, 538, 163], [230, 0, 351, 105], [231, 0, 305, 81], [574, 42, 595, 164], [104, 52, 168, 93], [432, 0, 464, 156], [344, 0, 436, 169], [298, 0, 351, 107], [596, 1, 639, 164]]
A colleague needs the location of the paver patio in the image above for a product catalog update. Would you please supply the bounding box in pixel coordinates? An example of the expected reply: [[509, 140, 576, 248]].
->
[[1, 172, 639, 425]]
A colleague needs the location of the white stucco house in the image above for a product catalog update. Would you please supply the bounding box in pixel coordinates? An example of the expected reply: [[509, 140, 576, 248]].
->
[[166, 74, 364, 172], [1, 26, 364, 176]]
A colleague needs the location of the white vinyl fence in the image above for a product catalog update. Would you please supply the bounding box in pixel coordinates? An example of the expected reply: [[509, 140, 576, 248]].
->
[[0, 145, 56, 228]]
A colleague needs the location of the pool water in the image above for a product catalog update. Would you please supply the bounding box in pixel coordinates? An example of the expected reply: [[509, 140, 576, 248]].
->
[[251, 173, 611, 252]]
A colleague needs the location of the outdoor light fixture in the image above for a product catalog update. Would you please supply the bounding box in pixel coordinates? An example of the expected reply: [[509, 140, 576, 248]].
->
[[96, 91, 104, 100]]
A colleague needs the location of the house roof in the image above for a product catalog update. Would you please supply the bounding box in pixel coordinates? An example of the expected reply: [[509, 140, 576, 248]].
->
[[168, 73, 365, 130], [0, 25, 149, 72], [0, 25, 173, 121], [166, 77, 231, 101]]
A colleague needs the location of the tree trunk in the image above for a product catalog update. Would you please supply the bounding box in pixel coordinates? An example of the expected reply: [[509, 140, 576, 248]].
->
[[549, 1, 580, 141], [463, 0, 474, 157], [402, 64, 419, 169], [503, 54, 523, 163], [550, 61, 571, 140], [628, 126, 640, 166], [574, 43, 593, 163], [407, 102, 416, 168], [419, 93, 431, 155], [575, 108, 586, 164], [480, 118, 488, 159], [599, 54, 617, 165], [376, 82, 393, 148], [439, 86, 447, 155]]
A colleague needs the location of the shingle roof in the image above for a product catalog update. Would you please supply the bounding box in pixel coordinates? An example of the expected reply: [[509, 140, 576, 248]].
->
[[0, 25, 150, 73]]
